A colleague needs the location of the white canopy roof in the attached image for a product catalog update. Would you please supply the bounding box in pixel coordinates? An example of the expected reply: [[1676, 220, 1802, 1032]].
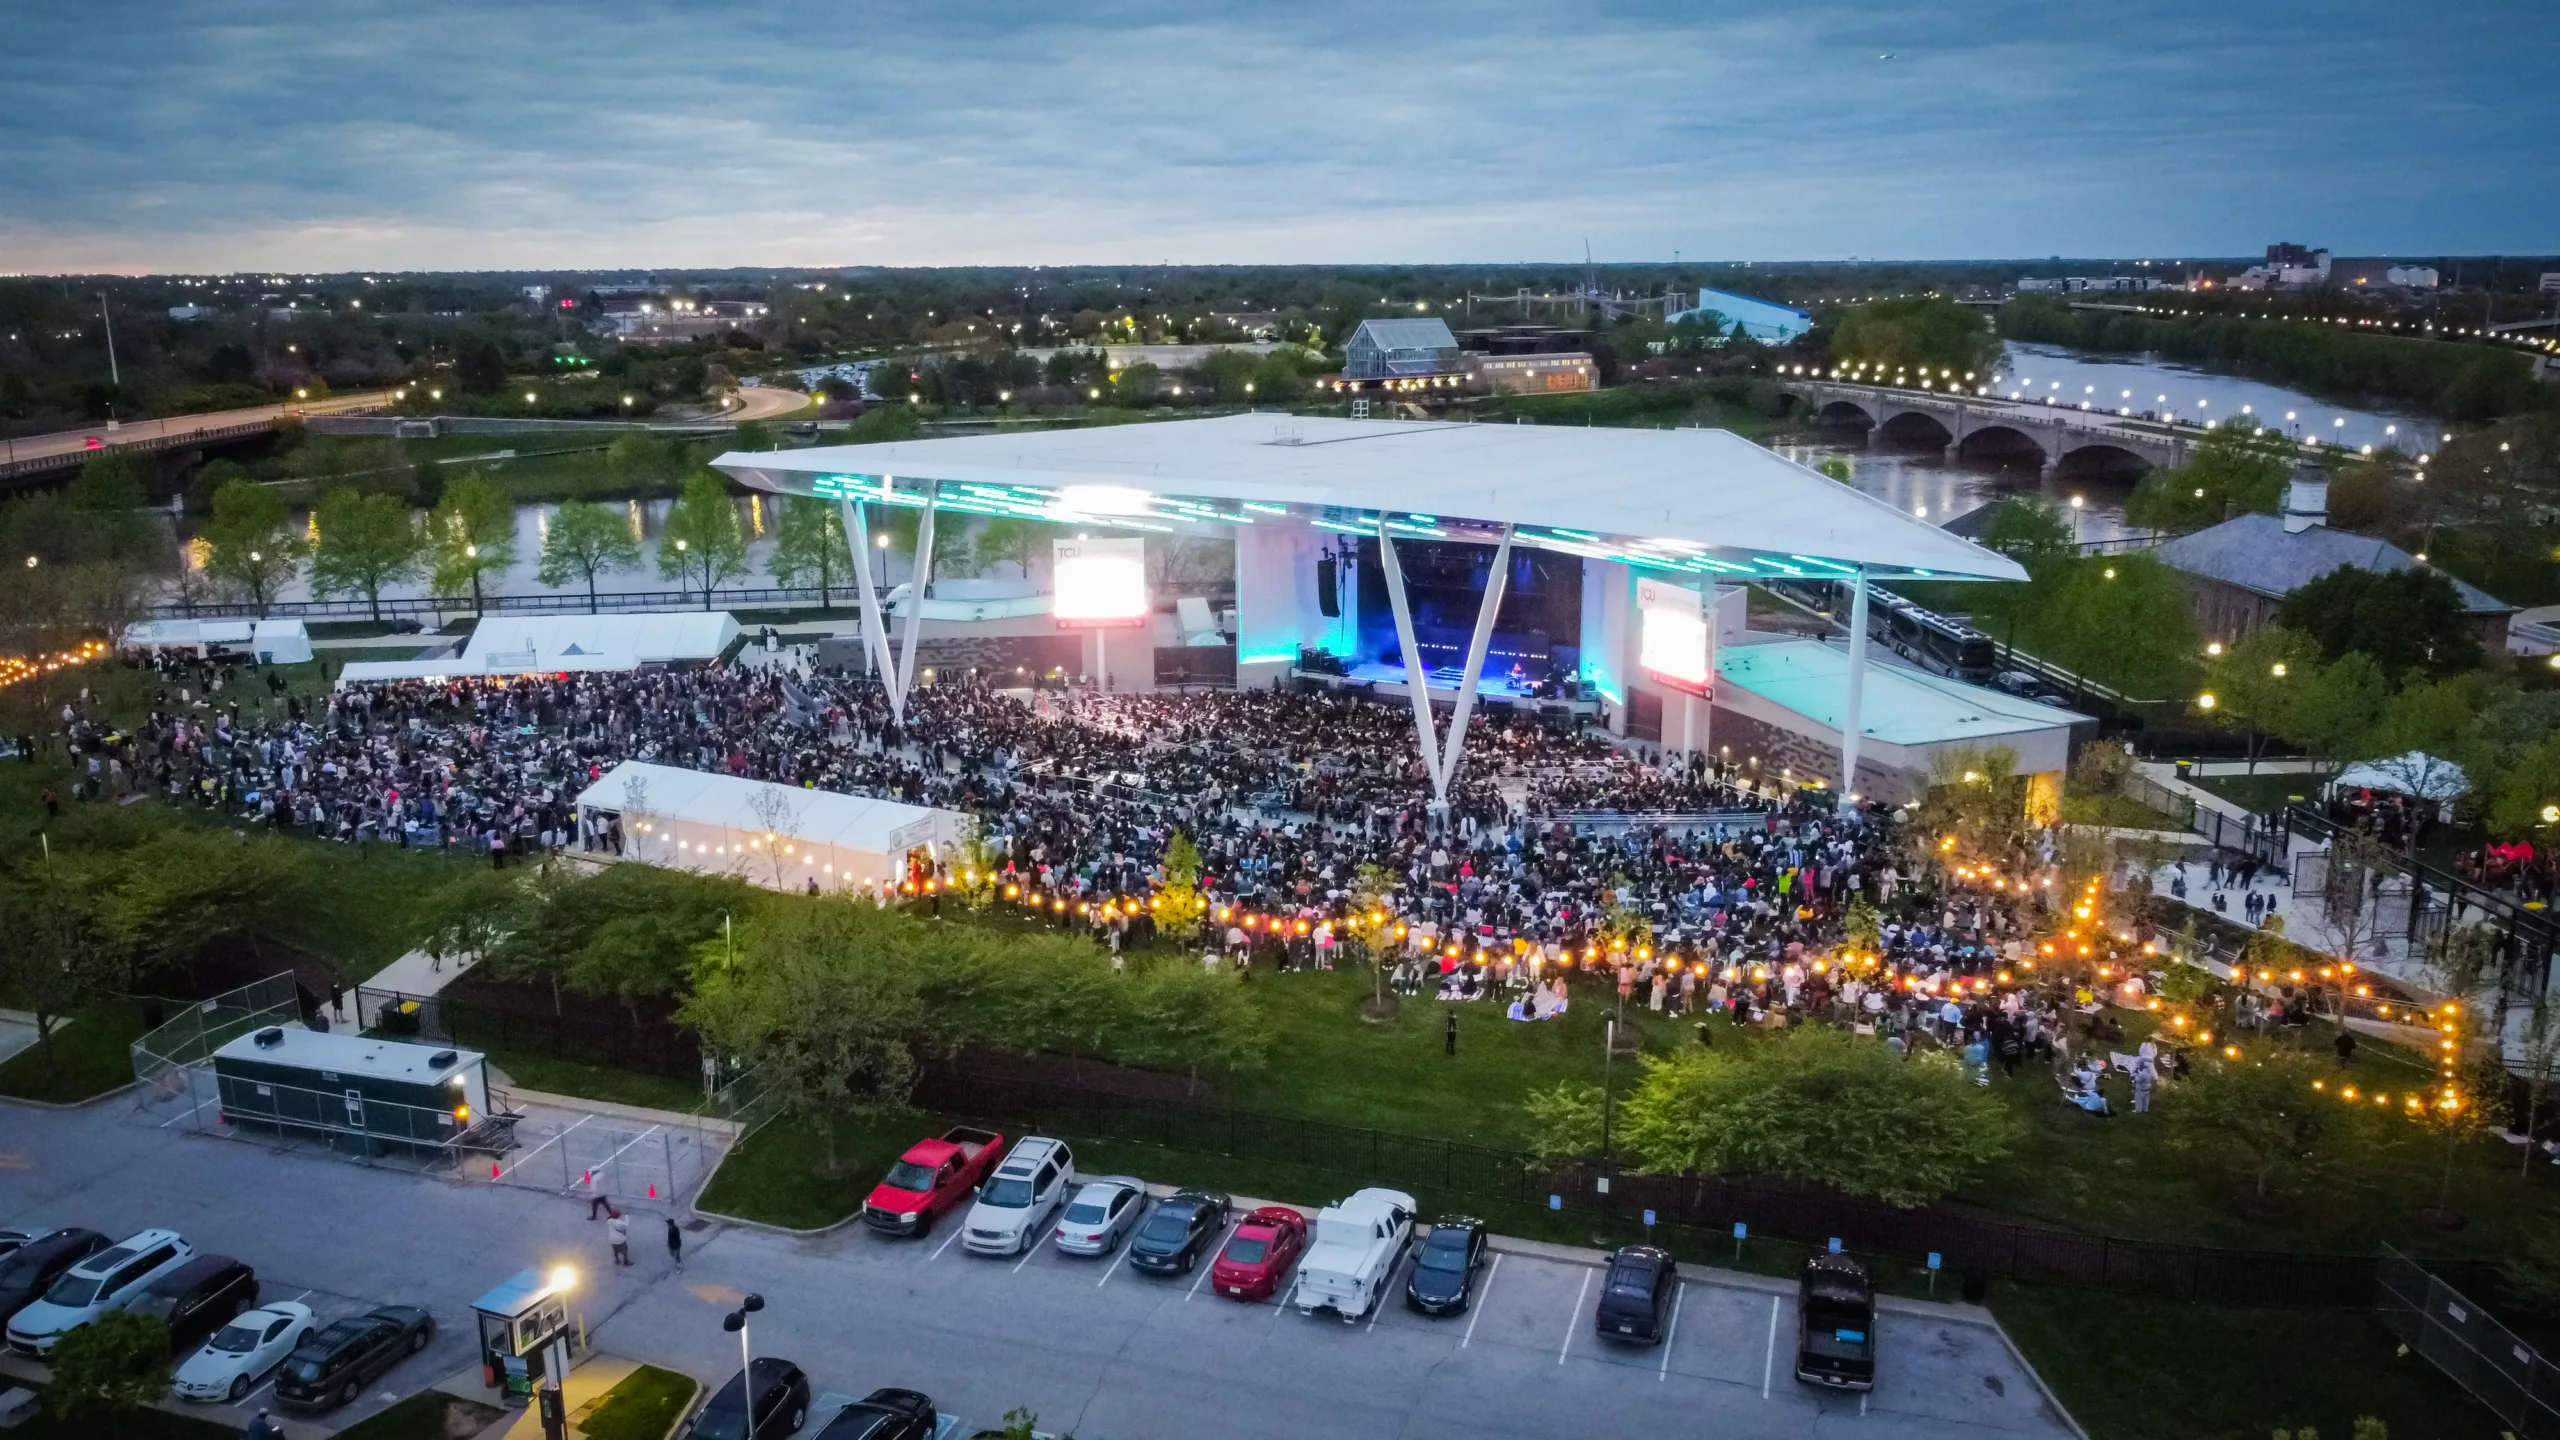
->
[[338, 610, 737, 685], [576, 758, 962, 855], [2330, 751, 2471, 801], [713, 414, 2025, 584]]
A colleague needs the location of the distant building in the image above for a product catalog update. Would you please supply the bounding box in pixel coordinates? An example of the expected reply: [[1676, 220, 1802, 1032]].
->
[[1467, 352, 1596, 394], [2328, 257, 2440, 290], [2265, 242, 2322, 270], [2155, 470, 2515, 653], [1342, 318, 1462, 380], [1662, 288, 1810, 344], [2015, 275, 2174, 295], [167, 304, 213, 321]]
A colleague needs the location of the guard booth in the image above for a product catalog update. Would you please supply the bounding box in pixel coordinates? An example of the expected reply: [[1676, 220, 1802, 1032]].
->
[[472, 1267, 578, 1402]]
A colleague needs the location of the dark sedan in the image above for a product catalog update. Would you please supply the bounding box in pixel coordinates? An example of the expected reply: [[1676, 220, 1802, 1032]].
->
[[0, 1229, 108, 1327], [273, 1305, 434, 1412], [813, 1386, 936, 1440], [688, 1356, 809, 1439], [1406, 1215, 1488, 1316], [1125, 1189, 1230, 1276]]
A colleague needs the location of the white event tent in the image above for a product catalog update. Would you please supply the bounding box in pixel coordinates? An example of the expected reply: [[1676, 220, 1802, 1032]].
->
[[337, 611, 738, 685], [574, 761, 968, 893]]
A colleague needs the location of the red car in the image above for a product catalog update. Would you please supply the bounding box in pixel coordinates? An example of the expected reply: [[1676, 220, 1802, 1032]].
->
[[1209, 1206, 1307, 1301]]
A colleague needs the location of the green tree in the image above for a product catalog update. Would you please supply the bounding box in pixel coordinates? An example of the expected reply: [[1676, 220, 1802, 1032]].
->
[[768, 495, 852, 606], [427, 469, 516, 613], [2159, 1041, 2344, 1201], [537, 500, 643, 613], [605, 432, 688, 489], [2039, 553, 2198, 699], [201, 477, 304, 615], [454, 334, 508, 393], [2274, 652, 2389, 764], [1153, 831, 1208, 941], [971, 516, 1045, 579], [2489, 733, 2560, 839], [1828, 297, 2001, 380], [2277, 565, 2482, 680], [308, 487, 422, 622], [1521, 1080, 1607, 1169], [1117, 960, 1263, 1093], [44, 1309, 170, 1438], [656, 473, 749, 607], [1911, 745, 2032, 871], [845, 403, 925, 443], [2200, 627, 2322, 771], [0, 882, 130, 1081], [2125, 420, 2296, 533], [1614, 1029, 2016, 1207]]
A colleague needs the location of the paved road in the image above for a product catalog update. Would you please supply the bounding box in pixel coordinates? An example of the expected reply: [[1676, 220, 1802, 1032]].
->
[[727, 386, 813, 424], [0, 1096, 2078, 1440], [1, 391, 398, 465]]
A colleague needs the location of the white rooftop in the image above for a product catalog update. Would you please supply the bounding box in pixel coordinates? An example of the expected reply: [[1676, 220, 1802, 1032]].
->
[[1717, 640, 2090, 746], [574, 761, 967, 854], [212, 1027, 484, 1084], [713, 414, 2025, 583], [337, 610, 739, 685]]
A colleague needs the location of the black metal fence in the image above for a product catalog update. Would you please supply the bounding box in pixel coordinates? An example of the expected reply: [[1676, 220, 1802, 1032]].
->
[[358, 987, 701, 1082], [2378, 1245, 2560, 1438], [913, 1065, 2491, 1307]]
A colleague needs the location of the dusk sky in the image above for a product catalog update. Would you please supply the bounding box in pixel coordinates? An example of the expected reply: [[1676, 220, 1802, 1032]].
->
[[6, 0, 2555, 274]]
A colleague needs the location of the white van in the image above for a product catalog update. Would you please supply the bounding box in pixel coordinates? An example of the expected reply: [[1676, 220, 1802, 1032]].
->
[[6, 1228, 194, 1357], [962, 1138, 1075, 1256]]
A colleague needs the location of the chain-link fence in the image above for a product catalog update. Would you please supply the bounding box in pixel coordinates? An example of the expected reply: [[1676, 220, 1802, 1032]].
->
[[130, 973, 303, 1103], [2377, 1245, 2560, 1439]]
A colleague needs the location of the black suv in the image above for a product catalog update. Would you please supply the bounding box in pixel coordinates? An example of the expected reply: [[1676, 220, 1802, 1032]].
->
[[1126, 1189, 1230, 1276], [0, 1229, 107, 1326], [1593, 1245, 1678, 1345], [130, 1255, 258, 1354], [814, 1387, 937, 1440], [274, 1305, 435, 1412], [688, 1356, 810, 1439]]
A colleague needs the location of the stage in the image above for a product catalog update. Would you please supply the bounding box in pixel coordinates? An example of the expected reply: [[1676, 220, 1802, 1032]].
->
[[1296, 662, 1599, 714]]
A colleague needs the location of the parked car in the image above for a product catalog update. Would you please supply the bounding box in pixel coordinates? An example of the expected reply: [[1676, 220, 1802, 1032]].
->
[[175, 1301, 316, 1404], [813, 1386, 937, 1440], [686, 1356, 809, 1439], [1292, 1188, 1416, 1320], [1593, 1245, 1678, 1345], [1210, 1206, 1307, 1301], [272, 1305, 434, 1412], [1126, 1189, 1230, 1277], [5, 1227, 193, 1358], [1795, 1255, 1876, 1390], [1053, 1176, 1148, 1256], [0, 1229, 108, 1327], [129, 1254, 258, 1355], [0, 1231, 34, 1262], [863, 1127, 1005, 1237], [1405, 1216, 1488, 1316], [1991, 669, 2043, 698], [962, 1137, 1074, 1256]]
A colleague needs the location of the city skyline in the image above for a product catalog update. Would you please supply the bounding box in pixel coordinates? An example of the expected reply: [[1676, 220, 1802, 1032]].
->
[[3, 0, 2555, 274]]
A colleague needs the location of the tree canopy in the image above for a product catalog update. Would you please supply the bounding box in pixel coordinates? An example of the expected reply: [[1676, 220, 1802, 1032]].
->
[[537, 500, 643, 612], [308, 487, 423, 622], [2277, 564, 2481, 681]]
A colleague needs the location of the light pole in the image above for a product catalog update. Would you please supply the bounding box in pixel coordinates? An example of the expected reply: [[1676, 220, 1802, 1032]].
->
[[465, 543, 482, 616], [722, 1293, 765, 1440]]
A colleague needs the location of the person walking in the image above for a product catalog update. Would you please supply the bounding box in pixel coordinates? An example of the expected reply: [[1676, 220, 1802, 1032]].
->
[[607, 1210, 631, 1267], [665, 1216, 684, 1272], [2131, 1049, 2157, 1114]]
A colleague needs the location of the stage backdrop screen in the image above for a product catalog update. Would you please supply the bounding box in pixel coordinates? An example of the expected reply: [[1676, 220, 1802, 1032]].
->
[[1636, 577, 1710, 694], [1053, 536, 1150, 627]]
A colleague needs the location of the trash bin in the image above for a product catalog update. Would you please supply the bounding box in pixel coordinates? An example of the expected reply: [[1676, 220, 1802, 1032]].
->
[[383, 1000, 422, 1036]]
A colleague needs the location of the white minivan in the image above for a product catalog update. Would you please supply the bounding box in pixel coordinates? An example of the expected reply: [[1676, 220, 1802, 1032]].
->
[[5, 1228, 194, 1357], [962, 1137, 1075, 1256]]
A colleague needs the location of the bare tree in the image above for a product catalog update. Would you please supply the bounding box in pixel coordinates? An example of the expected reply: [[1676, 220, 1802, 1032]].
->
[[618, 773, 656, 864], [745, 784, 806, 890]]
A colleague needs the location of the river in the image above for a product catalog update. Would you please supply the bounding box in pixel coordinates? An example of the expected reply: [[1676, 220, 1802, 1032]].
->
[[154, 342, 2440, 607]]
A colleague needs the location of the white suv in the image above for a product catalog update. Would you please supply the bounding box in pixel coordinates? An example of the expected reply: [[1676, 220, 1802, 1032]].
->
[[6, 1228, 193, 1357], [962, 1137, 1075, 1256]]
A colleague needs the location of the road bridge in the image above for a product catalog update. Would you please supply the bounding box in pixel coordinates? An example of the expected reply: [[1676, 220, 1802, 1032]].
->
[[1778, 379, 2194, 477]]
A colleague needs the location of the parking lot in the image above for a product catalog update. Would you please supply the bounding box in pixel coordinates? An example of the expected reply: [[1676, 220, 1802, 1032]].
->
[[1, 1098, 2077, 1440]]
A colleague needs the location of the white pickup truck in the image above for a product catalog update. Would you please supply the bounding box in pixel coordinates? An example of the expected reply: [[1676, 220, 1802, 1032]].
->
[[1289, 1187, 1417, 1321]]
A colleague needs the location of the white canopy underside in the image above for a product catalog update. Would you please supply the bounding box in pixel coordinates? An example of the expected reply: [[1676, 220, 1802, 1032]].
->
[[573, 761, 967, 890], [714, 414, 2025, 583]]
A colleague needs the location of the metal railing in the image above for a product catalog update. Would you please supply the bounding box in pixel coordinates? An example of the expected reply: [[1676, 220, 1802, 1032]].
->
[[358, 986, 701, 1082], [2288, 806, 2558, 990], [150, 585, 859, 622], [2, 421, 278, 483], [129, 972, 304, 1099], [2377, 1245, 2560, 1438]]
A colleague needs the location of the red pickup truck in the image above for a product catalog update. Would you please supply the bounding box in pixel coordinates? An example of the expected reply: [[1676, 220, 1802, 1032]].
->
[[862, 1127, 1006, 1236]]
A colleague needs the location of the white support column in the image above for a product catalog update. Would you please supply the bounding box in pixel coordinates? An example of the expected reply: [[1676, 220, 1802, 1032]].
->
[[1839, 567, 1871, 801], [839, 499, 903, 717], [1375, 520, 1447, 805], [1436, 525, 1516, 794], [894, 482, 940, 705]]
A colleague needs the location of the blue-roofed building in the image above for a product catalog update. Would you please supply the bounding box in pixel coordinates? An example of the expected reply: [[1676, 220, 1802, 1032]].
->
[[1665, 288, 1812, 344], [1342, 318, 1462, 379]]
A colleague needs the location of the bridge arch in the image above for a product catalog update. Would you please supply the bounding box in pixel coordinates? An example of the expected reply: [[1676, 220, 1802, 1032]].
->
[[1953, 424, 2051, 467], [1803, 396, 1879, 430], [2051, 441, 2154, 482], [1874, 409, 1955, 448]]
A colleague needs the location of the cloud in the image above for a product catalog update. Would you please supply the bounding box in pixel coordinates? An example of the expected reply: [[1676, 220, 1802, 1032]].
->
[[2, 0, 2551, 271]]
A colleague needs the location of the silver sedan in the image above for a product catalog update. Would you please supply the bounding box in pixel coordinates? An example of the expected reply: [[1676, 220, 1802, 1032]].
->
[[1052, 1176, 1149, 1255]]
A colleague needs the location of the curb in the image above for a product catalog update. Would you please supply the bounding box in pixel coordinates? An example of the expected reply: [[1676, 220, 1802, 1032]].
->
[[503, 1087, 742, 1139], [0, 1080, 140, 1111]]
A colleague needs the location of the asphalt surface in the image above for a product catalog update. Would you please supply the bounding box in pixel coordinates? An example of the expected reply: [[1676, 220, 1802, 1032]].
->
[[0, 1096, 2078, 1440], [1, 391, 396, 465]]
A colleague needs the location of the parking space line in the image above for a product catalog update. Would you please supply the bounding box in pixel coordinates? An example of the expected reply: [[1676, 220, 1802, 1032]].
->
[[1183, 1223, 1237, 1302], [1460, 1254, 1500, 1348], [1861, 1393, 1869, 1416], [1366, 1248, 1411, 1331], [496, 1113, 589, 1179], [1558, 1267, 1591, 1365], [930, 1226, 966, 1262], [1011, 1237, 1045, 1273], [1659, 1283, 1684, 1381], [581, 1123, 663, 1189], [1761, 1294, 1779, 1398], [1096, 1243, 1132, 1289], [160, 1094, 218, 1128]]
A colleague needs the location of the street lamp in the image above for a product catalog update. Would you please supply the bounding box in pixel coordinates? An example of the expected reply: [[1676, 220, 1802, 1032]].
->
[[721, 1294, 766, 1440]]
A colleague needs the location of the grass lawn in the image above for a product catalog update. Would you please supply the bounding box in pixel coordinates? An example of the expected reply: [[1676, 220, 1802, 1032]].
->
[[1989, 1285, 2505, 1440], [330, 1390, 506, 1440], [2060, 790, 2185, 831], [579, 1363, 698, 1440], [0, 999, 170, 1103], [2188, 771, 2320, 815], [695, 1109, 939, 1230], [487, 1050, 706, 1114]]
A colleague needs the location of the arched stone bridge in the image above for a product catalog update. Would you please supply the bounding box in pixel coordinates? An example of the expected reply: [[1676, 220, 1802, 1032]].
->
[[1779, 380, 2194, 478]]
